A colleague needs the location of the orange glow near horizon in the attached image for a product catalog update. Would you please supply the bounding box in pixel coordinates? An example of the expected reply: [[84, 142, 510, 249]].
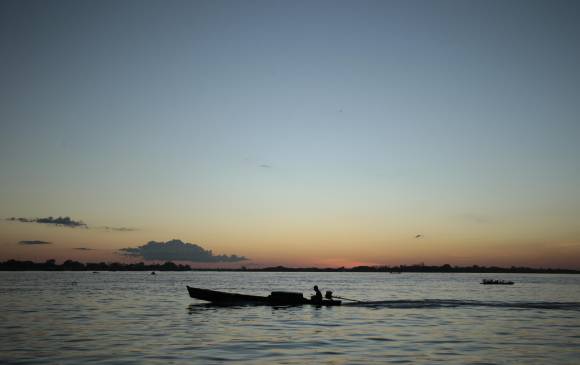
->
[[1, 220, 579, 270], [2, 237, 580, 270]]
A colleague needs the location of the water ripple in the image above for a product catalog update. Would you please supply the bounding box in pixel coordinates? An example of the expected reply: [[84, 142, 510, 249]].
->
[[1, 271, 580, 364]]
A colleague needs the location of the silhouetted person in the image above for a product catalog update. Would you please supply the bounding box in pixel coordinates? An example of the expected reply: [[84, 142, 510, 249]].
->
[[311, 285, 323, 303]]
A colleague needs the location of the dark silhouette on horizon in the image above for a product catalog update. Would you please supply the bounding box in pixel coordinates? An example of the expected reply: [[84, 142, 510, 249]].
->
[[0, 259, 578, 274], [481, 279, 515, 285]]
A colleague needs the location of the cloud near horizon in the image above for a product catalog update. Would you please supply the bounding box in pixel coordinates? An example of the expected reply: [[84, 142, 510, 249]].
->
[[7, 216, 87, 228], [118, 239, 248, 262], [19, 240, 52, 245], [6, 216, 136, 231], [73, 247, 94, 251]]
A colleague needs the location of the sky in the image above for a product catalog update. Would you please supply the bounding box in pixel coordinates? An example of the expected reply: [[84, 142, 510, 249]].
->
[[1, 0, 579, 268]]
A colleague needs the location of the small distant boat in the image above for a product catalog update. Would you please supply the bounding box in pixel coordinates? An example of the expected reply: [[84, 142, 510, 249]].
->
[[151, 271, 156, 275], [481, 279, 514, 285], [186, 286, 342, 306]]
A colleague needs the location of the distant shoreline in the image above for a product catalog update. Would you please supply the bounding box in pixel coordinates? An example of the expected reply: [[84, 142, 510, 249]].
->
[[1, 259, 578, 274]]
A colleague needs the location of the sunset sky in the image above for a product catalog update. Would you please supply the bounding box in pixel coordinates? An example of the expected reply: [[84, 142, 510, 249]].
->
[[1, 0, 579, 269]]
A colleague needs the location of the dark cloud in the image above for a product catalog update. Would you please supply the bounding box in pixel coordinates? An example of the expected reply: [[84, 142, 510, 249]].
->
[[7, 216, 87, 228], [6, 216, 135, 231], [259, 164, 272, 168], [119, 239, 248, 262], [19, 240, 52, 245], [415, 234, 423, 239], [74, 247, 94, 251]]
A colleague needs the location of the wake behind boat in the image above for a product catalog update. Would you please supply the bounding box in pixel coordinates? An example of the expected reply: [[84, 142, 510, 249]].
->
[[186, 286, 341, 306]]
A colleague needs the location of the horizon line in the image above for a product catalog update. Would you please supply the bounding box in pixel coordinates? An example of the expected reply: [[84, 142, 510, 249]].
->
[[1, 259, 579, 273]]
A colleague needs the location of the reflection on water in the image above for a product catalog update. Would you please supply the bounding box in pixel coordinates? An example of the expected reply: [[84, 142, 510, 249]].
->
[[1, 272, 580, 364]]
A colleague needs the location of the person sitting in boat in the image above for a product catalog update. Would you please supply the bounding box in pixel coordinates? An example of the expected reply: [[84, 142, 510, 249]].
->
[[311, 285, 323, 303]]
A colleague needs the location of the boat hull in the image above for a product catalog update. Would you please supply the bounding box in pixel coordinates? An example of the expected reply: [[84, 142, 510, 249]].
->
[[186, 286, 341, 306]]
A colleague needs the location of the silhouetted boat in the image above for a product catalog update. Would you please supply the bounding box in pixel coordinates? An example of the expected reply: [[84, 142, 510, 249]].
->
[[186, 286, 342, 306], [481, 279, 514, 285]]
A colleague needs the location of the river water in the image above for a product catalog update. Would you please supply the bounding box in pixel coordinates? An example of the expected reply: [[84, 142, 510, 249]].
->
[[1, 271, 579, 364]]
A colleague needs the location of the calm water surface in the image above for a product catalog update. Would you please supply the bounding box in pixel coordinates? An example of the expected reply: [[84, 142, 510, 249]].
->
[[1, 272, 580, 364]]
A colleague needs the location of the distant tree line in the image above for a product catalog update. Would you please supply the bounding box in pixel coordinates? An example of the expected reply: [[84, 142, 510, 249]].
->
[[0, 259, 191, 271], [252, 264, 579, 274], [0, 259, 578, 274]]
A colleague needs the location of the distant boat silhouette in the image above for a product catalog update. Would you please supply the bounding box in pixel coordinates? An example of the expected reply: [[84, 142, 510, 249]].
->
[[481, 279, 514, 285]]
